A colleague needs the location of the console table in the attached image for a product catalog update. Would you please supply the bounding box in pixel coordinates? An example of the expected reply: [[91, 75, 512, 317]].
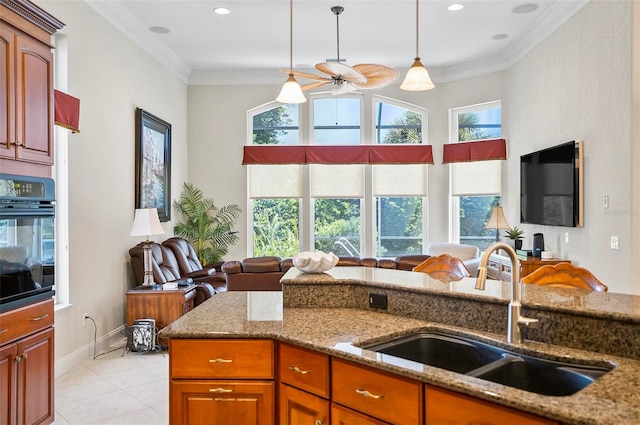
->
[[126, 284, 196, 344], [487, 254, 570, 281]]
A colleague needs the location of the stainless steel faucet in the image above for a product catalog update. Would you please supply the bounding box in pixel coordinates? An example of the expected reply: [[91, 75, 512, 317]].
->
[[475, 242, 539, 343]]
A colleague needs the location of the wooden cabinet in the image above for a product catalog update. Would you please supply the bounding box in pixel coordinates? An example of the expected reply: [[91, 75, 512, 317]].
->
[[426, 386, 557, 425], [519, 257, 570, 279], [126, 285, 196, 344], [169, 339, 274, 425], [0, 0, 62, 176], [169, 338, 559, 425], [487, 254, 570, 281], [331, 403, 390, 425], [279, 382, 329, 425], [332, 358, 423, 425], [278, 343, 330, 425], [0, 299, 55, 425]]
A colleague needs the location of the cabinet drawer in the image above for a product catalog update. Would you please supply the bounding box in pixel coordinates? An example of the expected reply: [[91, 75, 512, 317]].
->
[[426, 386, 557, 425], [332, 358, 422, 425], [331, 403, 391, 425], [0, 299, 54, 346], [170, 339, 274, 379], [278, 343, 329, 398]]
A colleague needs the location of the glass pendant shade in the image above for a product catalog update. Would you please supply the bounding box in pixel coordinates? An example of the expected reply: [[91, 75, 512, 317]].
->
[[277, 74, 307, 104], [400, 58, 435, 91]]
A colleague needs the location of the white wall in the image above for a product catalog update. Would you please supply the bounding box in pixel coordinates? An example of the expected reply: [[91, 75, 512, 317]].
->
[[34, 1, 188, 372], [504, 0, 634, 293]]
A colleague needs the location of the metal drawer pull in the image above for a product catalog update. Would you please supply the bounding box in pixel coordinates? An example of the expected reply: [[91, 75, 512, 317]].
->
[[209, 358, 233, 363], [0, 328, 7, 334], [209, 388, 233, 393], [22, 352, 28, 359], [314, 420, 324, 425], [30, 314, 49, 321], [15, 355, 22, 362], [355, 388, 383, 399], [289, 365, 311, 375]]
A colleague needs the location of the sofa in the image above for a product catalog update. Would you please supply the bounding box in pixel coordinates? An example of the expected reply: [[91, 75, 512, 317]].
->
[[0, 245, 43, 284], [219, 254, 432, 292], [425, 242, 480, 276], [221, 257, 294, 291], [129, 237, 227, 306]]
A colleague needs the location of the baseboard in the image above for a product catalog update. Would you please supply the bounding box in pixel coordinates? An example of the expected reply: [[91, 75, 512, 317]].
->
[[54, 325, 127, 378]]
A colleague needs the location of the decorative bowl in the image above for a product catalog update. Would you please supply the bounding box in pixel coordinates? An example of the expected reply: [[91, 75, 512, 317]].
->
[[293, 251, 339, 273]]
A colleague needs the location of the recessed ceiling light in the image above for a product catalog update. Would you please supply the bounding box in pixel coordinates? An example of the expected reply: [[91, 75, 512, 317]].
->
[[448, 4, 464, 12], [149, 26, 170, 34], [492, 33, 509, 40], [512, 3, 539, 14], [213, 7, 230, 15]]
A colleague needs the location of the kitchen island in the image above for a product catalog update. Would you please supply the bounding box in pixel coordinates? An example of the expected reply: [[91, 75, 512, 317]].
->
[[160, 267, 640, 425]]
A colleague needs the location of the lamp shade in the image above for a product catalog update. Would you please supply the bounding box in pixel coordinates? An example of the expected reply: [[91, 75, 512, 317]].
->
[[400, 58, 435, 91], [484, 206, 510, 230], [277, 74, 307, 104], [129, 208, 165, 237]]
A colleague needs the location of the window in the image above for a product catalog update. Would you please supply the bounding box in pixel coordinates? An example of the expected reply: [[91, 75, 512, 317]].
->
[[248, 95, 429, 258], [449, 101, 502, 250]]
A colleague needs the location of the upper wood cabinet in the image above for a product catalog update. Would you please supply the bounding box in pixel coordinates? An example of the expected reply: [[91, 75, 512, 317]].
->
[[0, 0, 63, 175]]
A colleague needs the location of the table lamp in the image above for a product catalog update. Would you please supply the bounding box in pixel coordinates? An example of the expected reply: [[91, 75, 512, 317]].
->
[[485, 206, 510, 243], [129, 208, 165, 286]]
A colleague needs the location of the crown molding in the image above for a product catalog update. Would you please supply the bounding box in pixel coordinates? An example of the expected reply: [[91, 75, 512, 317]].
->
[[84, 0, 191, 84]]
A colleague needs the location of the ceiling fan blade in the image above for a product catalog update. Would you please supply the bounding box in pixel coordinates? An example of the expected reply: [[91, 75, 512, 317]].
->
[[316, 62, 367, 84], [279, 69, 331, 82], [302, 81, 331, 91], [352, 64, 400, 89]]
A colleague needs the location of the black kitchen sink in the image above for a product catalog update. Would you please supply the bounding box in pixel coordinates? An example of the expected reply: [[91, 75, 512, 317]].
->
[[362, 332, 505, 374], [362, 331, 613, 396]]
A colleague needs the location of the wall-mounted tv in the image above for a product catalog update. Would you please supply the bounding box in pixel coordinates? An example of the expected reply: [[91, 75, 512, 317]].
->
[[520, 140, 583, 227]]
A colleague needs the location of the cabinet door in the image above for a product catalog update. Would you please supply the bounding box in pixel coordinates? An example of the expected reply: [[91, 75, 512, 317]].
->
[[331, 403, 390, 425], [14, 33, 53, 165], [426, 386, 557, 425], [170, 380, 274, 425], [332, 359, 422, 425], [279, 383, 329, 425], [0, 343, 18, 425], [0, 25, 15, 160], [16, 328, 54, 425]]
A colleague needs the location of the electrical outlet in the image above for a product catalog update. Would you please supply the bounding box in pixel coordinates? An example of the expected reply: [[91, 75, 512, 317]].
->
[[611, 236, 619, 250], [83, 313, 90, 327], [369, 293, 388, 310]]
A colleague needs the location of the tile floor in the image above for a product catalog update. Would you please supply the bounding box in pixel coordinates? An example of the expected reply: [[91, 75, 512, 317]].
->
[[55, 340, 169, 425]]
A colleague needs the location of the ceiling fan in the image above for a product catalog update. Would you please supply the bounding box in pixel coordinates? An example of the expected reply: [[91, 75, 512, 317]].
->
[[283, 6, 399, 95]]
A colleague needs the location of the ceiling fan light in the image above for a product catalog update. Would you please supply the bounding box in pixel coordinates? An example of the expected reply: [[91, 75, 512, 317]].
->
[[400, 58, 435, 91], [277, 74, 307, 104]]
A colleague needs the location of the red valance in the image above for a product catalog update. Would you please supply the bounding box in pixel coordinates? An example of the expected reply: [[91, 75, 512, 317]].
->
[[242, 145, 434, 165], [368, 145, 433, 164], [54, 89, 80, 133], [442, 138, 506, 164], [242, 145, 306, 164], [306, 146, 369, 164]]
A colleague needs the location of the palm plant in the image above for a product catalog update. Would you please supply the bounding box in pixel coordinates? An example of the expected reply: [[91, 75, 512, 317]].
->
[[173, 182, 241, 265]]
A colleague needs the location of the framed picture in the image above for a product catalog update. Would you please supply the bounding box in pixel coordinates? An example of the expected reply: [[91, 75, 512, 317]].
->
[[135, 108, 171, 221]]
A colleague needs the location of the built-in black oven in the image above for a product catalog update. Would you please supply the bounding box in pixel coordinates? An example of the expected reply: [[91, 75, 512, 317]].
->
[[0, 173, 55, 311]]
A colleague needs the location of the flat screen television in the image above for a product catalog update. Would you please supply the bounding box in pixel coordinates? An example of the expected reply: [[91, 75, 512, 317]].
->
[[520, 140, 583, 227]]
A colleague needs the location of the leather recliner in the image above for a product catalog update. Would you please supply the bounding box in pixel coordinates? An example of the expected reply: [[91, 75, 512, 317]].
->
[[162, 237, 227, 294], [129, 242, 220, 306]]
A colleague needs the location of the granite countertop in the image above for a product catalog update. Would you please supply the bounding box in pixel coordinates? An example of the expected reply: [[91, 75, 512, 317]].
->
[[161, 288, 640, 425]]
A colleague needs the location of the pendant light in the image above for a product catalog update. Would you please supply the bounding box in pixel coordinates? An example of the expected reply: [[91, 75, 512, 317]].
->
[[400, 0, 435, 91], [277, 0, 306, 103]]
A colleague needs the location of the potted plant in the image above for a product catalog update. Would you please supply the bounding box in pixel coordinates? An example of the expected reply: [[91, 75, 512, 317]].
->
[[504, 226, 524, 250], [173, 182, 241, 265]]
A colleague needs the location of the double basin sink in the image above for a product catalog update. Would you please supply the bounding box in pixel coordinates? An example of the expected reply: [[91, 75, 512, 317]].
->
[[362, 331, 613, 396]]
